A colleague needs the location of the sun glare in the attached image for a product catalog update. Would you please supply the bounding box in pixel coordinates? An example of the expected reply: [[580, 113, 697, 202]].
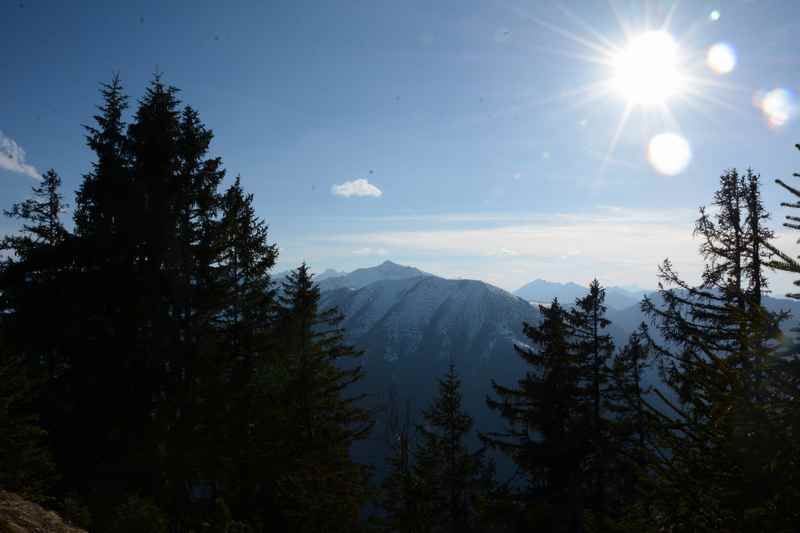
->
[[647, 133, 691, 176], [612, 31, 684, 106]]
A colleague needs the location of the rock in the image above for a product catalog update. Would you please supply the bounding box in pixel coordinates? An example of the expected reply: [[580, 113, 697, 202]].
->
[[0, 491, 85, 533]]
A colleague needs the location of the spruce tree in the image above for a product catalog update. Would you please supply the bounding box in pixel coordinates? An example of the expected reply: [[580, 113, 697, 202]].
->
[[253, 263, 372, 532], [758, 144, 800, 526], [2, 169, 68, 258], [766, 145, 800, 300], [566, 280, 614, 524], [639, 167, 795, 530], [413, 364, 491, 533], [215, 176, 278, 517], [74, 74, 129, 243], [605, 330, 653, 521], [482, 299, 591, 533], [0, 169, 67, 501], [0, 168, 70, 379]]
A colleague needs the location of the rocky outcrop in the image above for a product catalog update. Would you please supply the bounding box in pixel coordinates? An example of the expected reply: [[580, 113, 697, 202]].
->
[[0, 491, 85, 533]]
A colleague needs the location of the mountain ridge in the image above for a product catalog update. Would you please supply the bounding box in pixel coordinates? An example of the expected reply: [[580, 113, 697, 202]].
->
[[514, 278, 648, 309]]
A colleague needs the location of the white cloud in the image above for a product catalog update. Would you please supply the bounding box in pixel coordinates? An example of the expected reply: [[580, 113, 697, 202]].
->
[[325, 207, 701, 289], [294, 207, 800, 295], [0, 131, 40, 180], [331, 178, 382, 198], [352, 247, 389, 256]]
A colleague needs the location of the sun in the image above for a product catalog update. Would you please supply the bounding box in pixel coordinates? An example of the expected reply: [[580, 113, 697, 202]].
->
[[521, 4, 733, 176], [611, 31, 685, 106]]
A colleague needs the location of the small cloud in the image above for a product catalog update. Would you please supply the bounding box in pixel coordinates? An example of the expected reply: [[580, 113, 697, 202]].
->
[[331, 178, 383, 198], [0, 131, 40, 180], [352, 247, 389, 256]]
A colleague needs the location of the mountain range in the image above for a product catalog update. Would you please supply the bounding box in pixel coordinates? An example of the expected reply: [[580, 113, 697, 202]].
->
[[513, 279, 647, 310], [312, 261, 800, 475]]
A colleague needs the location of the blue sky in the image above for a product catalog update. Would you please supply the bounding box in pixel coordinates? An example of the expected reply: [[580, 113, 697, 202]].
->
[[3, 0, 800, 293]]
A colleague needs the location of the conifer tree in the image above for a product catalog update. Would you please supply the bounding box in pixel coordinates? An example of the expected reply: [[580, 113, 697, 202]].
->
[[0, 168, 71, 459], [482, 299, 591, 533], [2, 169, 68, 258], [413, 364, 491, 533], [0, 169, 70, 501], [253, 263, 372, 532], [214, 176, 278, 516], [766, 145, 800, 299], [609, 331, 651, 461], [566, 280, 614, 523], [639, 167, 795, 530], [74, 75, 129, 243], [605, 330, 653, 520]]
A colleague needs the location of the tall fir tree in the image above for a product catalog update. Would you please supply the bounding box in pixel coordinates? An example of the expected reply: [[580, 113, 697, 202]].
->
[[74, 74, 129, 243], [639, 167, 796, 530], [0, 75, 289, 530], [250, 263, 372, 532], [605, 330, 653, 525], [0, 168, 70, 379], [413, 364, 493, 533], [215, 176, 278, 519], [482, 299, 591, 533], [566, 280, 614, 525]]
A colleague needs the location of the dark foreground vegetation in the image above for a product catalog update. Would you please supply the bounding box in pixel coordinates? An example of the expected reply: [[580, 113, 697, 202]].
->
[[2, 77, 800, 532]]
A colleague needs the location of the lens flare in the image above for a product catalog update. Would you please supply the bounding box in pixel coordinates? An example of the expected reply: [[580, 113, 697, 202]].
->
[[755, 88, 797, 128], [647, 133, 691, 176], [706, 43, 736, 74], [612, 31, 684, 106]]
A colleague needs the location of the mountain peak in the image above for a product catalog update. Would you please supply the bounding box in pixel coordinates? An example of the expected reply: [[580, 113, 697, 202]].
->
[[514, 279, 645, 310], [318, 261, 432, 292]]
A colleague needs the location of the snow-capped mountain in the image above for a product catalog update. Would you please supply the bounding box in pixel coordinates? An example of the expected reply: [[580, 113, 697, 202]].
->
[[320, 274, 540, 470], [322, 275, 536, 367]]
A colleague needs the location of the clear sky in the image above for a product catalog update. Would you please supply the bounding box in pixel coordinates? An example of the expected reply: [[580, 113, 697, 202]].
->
[[3, 0, 800, 294]]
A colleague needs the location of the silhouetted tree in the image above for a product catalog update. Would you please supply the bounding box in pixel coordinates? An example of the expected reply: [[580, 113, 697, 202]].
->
[[482, 299, 590, 533], [251, 264, 373, 532], [0, 75, 288, 531], [567, 280, 614, 524], [2, 169, 68, 257], [639, 167, 795, 531], [413, 364, 493, 533], [605, 330, 653, 521]]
